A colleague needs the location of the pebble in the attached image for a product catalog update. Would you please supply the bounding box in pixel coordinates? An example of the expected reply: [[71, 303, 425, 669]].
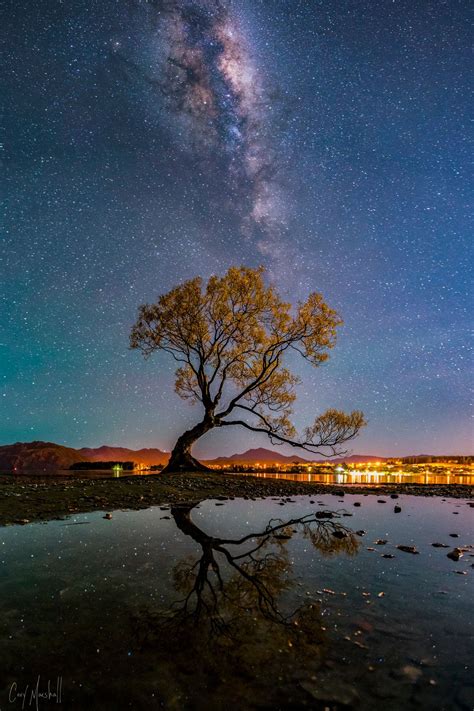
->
[[396, 545, 419, 554]]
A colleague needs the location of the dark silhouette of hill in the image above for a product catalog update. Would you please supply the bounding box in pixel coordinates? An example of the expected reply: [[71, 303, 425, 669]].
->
[[207, 447, 308, 464], [0, 441, 389, 472], [0, 441, 89, 472], [206, 448, 386, 464], [79, 445, 168, 466]]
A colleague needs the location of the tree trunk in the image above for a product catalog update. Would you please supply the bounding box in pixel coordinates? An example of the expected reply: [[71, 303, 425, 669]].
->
[[161, 418, 214, 473]]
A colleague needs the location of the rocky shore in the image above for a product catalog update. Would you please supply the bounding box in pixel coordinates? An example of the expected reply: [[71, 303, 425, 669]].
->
[[0, 471, 472, 527]]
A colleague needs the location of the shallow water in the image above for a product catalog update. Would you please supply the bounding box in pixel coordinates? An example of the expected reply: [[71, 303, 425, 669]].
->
[[235, 470, 474, 486], [0, 495, 472, 710], [3, 468, 474, 486]]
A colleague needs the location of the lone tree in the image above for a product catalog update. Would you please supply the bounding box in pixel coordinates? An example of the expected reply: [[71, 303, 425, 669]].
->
[[130, 266, 365, 473]]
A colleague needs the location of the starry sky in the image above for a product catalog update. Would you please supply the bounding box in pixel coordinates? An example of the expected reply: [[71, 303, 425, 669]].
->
[[2, 0, 472, 457]]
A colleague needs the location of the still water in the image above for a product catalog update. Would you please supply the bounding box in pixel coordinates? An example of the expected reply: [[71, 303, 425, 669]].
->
[[236, 470, 474, 486], [0, 495, 472, 710], [7, 468, 474, 486]]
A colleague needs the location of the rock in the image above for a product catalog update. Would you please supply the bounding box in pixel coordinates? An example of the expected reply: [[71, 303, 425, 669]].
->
[[390, 494, 399, 499], [396, 545, 419, 554], [432, 542, 449, 548], [353, 502, 361, 507], [382, 554, 395, 559], [377, 499, 387, 503], [400, 665, 422, 683], [394, 505, 402, 513], [356, 530, 366, 536], [375, 539, 388, 545], [315, 511, 334, 519], [449, 533, 459, 538], [447, 548, 463, 561], [300, 679, 359, 706], [103, 513, 112, 520]]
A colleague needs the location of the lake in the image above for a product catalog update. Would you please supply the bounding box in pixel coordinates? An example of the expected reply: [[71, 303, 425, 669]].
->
[[235, 470, 474, 486], [0, 494, 472, 710], [6, 467, 474, 487]]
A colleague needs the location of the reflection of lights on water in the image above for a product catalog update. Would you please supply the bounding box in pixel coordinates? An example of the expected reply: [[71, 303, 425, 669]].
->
[[237, 466, 472, 486]]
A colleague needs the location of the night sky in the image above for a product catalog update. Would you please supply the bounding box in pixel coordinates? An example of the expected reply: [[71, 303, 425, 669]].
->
[[2, 0, 472, 457]]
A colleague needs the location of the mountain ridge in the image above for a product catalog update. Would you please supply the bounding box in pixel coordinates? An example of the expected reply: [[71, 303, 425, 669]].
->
[[79, 445, 169, 466], [0, 440, 390, 471], [207, 448, 386, 464]]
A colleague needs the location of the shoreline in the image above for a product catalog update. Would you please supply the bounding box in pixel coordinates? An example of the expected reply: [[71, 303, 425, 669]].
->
[[0, 471, 472, 527]]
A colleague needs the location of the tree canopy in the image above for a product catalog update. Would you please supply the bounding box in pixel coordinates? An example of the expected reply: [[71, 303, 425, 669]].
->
[[130, 265, 365, 471]]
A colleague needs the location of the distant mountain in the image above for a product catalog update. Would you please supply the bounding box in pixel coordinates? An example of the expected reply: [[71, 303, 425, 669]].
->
[[207, 447, 386, 464], [0, 441, 389, 473], [0, 441, 89, 472], [207, 447, 310, 464], [79, 445, 169, 466], [207, 448, 387, 465], [326, 454, 387, 464], [0, 441, 168, 472]]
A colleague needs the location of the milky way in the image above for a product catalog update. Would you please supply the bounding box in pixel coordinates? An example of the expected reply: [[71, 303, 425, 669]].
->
[[116, 0, 290, 268]]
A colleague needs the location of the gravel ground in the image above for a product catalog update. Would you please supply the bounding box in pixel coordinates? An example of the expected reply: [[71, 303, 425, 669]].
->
[[0, 471, 472, 526]]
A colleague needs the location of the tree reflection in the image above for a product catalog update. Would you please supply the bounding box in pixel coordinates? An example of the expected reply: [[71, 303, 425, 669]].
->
[[167, 503, 359, 635], [133, 503, 359, 708]]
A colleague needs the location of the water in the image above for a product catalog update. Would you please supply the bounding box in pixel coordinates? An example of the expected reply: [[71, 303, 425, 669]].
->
[[4, 468, 474, 486], [0, 495, 472, 710], [234, 470, 474, 486]]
